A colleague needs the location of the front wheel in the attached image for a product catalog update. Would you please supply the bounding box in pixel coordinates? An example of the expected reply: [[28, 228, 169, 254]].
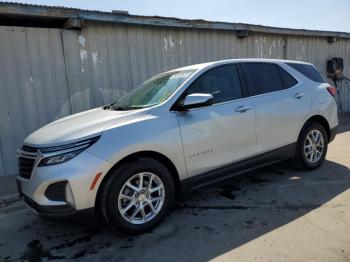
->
[[294, 121, 328, 170], [99, 157, 175, 234]]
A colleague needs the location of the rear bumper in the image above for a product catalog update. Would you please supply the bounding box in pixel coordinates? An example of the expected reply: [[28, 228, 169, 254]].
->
[[329, 126, 337, 143]]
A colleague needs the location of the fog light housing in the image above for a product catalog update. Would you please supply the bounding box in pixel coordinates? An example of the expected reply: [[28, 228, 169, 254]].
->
[[45, 181, 66, 201], [65, 183, 75, 208]]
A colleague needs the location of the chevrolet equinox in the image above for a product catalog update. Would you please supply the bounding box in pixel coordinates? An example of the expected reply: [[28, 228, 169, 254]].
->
[[17, 59, 338, 234]]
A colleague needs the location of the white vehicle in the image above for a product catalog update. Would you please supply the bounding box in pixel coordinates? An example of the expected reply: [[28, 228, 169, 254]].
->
[[17, 59, 338, 234]]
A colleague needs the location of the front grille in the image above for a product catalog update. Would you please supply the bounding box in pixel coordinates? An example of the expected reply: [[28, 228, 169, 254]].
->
[[21, 145, 37, 153], [18, 156, 35, 179], [18, 145, 39, 179]]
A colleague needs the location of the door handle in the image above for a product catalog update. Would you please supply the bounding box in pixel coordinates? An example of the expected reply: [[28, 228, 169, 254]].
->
[[235, 105, 252, 113], [293, 92, 304, 99]]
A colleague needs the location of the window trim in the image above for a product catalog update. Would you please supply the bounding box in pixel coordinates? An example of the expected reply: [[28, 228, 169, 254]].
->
[[171, 63, 246, 111], [240, 62, 300, 98]]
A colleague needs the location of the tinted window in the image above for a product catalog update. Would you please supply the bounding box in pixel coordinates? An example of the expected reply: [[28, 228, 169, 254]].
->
[[278, 67, 298, 88], [242, 63, 284, 96], [186, 65, 242, 104], [286, 63, 325, 83]]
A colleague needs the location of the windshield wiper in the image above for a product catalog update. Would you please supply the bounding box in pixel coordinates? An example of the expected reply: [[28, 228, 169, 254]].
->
[[109, 106, 146, 111], [103, 104, 113, 110]]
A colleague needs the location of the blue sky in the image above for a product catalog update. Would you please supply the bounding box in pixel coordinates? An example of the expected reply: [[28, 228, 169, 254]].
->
[[4, 0, 350, 32]]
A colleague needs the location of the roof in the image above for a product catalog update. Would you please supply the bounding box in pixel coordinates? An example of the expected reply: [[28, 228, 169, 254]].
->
[[0, 2, 350, 39], [170, 59, 312, 72]]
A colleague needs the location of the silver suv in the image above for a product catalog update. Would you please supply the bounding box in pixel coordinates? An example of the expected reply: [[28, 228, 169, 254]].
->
[[17, 59, 338, 234]]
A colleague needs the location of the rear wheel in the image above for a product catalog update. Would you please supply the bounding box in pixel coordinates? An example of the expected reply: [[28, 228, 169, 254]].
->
[[99, 157, 175, 234], [294, 121, 328, 170]]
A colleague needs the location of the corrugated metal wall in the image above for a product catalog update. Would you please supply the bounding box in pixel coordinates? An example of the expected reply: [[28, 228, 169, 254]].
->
[[286, 36, 350, 111], [0, 22, 350, 176], [0, 26, 71, 177]]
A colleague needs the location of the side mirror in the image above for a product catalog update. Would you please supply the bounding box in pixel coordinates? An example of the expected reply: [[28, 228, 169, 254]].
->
[[180, 93, 213, 110]]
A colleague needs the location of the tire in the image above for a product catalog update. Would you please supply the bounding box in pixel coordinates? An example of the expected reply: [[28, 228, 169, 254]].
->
[[99, 157, 175, 234], [293, 121, 328, 170]]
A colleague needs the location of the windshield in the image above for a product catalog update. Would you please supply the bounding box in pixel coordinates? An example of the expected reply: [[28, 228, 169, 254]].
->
[[110, 69, 195, 110]]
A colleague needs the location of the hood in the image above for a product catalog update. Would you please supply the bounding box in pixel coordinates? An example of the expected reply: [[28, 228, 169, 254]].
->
[[24, 107, 149, 147]]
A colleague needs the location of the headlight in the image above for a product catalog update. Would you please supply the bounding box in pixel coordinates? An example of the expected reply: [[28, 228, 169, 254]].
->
[[38, 149, 84, 166], [38, 136, 100, 166]]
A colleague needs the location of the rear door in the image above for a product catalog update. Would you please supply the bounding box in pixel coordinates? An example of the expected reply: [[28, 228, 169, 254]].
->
[[175, 64, 256, 177], [241, 62, 311, 154]]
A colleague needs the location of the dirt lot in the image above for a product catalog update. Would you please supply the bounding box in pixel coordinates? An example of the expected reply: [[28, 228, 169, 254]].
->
[[0, 119, 349, 262]]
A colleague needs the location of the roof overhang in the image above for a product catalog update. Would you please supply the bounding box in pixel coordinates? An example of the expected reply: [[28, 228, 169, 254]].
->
[[0, 2, 349, 39]]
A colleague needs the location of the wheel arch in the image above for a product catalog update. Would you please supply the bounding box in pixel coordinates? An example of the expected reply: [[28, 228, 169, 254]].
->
[[95, 150, 182, 208], [300, 115, 330, 141]]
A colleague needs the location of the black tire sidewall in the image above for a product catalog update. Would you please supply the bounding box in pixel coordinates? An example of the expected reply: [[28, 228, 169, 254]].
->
[[100, 157, 175, 234], [297, 122, 328, 170]]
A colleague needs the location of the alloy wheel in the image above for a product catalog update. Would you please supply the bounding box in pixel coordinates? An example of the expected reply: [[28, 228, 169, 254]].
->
[[117, 172, 165, 224], [304, 129, 324, 163]]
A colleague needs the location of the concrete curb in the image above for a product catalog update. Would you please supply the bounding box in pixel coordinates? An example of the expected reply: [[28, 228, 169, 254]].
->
[[0, 175, 18, 203], [0, 193, 19, 203], [0, 193, 24, 216]]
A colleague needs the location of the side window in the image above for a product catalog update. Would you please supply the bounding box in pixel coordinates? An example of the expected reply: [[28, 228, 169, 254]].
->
[[186, 65, 242, 104], [242, 63, 285, 96], [278, 66, 298, 88], [286, 63, 325, 83]]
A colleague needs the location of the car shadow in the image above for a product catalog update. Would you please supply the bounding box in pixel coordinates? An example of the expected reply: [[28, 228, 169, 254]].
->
[[337, 112, 350, 134], [1, 159, 349, 261]]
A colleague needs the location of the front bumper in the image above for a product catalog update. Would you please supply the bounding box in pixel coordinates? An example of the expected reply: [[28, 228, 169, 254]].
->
[[17, 151, 113, 214], [21, 195, 95, 218], [23, 195, 75, 216]]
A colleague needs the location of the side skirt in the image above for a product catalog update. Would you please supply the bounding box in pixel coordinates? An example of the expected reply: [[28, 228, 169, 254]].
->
[[180, 143, 296, 193]]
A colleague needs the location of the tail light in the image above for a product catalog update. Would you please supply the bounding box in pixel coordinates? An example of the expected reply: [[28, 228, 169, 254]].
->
[[327, 86, 337, 97]]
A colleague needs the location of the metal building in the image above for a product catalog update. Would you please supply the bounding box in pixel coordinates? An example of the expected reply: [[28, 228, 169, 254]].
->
[[0, 2, 349, 176]]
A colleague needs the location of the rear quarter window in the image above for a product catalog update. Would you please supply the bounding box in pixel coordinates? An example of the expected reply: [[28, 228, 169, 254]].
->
[[278, 67, 298, 88], [286, 63, 325, 83]]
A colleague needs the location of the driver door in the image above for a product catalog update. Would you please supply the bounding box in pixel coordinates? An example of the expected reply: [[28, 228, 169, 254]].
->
[[175, 64, 256, 177]]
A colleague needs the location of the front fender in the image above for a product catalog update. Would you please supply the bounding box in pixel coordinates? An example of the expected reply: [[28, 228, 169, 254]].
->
[[86, 112, 187, 182]]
